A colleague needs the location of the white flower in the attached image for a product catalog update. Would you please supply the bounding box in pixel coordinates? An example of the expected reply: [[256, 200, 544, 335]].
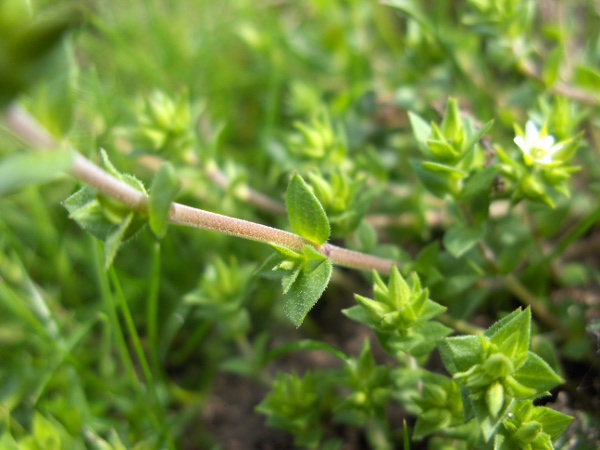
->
[[514, 121, 563, 166]]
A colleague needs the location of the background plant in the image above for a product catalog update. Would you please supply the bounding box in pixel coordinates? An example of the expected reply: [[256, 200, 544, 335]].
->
[[1, 0, 599, 449]]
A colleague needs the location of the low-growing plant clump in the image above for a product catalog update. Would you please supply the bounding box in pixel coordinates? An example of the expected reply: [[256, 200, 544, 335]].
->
[[1, 0, 599, 448]]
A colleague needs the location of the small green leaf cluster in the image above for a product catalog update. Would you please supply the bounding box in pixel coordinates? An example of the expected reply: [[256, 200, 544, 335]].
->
[[495, 120, 580, 208], [409, 98, 494, 200], [335, 340, 392, 424], [258, 339, 397, 449], [394, 369, 477, 442], [127, 89, 200, 162], [184, 257, 255, 339], [439, 308, 569, 443], [64, 150, 148, 268], [287, 109, 347, 166], [256, 371, 332, 449], [344, 266, 451, 360], [463, 0, 532, 37], [257, 173, 332, 327], [494, 400, 572, 450], [64, 151, 179, 267], [307, 170, 378, 237]]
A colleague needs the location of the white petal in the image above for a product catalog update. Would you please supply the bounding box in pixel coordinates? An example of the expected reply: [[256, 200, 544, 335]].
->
[[514, 136, 530, 155], [538, 135, 555, 150], [525, 121, 539, 141]]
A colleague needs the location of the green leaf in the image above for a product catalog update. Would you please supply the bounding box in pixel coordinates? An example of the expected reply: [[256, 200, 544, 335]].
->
[[438, 335, 483, 375], [32, 413, 62, 448], [460, 166, 500, 201], [474, 396, 515, 442], [440, 98, 463, 141], [23, 41, 77, 138], [282, 245, 332, 326], [281, 264, 302, 294], [149, 162, 180, 238], [421, 161, 468, 179], [427, 138, 460, 161], [104, 212, 133, 269], [514, 352, 564, 393], [542, 47, 563, 87], [574, 65, 600, 94], [408, 111, 433, 156], [485, 308, 530, 359], [389, 321, 451, 358], [443, 225, 484, 258], [383, 0, 433, 32], [286, 172, 330, 245], [99, 149, 147, 194], [266, 339, 349, 363], [342, 304, 378, 328], [63, 187, 115, 240], [410, 160, 466, 198], [0, 150, 73, 196], [532, 407, 573, 440], [462, 119, 494, 157]]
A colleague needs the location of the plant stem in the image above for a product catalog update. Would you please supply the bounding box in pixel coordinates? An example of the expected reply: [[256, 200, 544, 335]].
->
[[437, 313, 483, 335], [502, 274, 570, 337], [3, 105, 395, 275]]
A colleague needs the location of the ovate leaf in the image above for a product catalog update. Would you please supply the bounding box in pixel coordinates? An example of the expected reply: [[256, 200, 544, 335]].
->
[[282, 245, 332, 326], [438, 335, 483, 375], [286, 172, 330, 245], [514, 352, 564, 393]]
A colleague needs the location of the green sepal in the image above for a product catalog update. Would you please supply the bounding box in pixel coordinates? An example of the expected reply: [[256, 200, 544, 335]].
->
[[0, 149, 73, 197], [149, 162, 180, 238], [286, 172, 331, 245]]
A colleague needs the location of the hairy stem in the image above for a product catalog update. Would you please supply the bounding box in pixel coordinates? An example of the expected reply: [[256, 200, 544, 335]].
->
[[3, 105, 395, 274]]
